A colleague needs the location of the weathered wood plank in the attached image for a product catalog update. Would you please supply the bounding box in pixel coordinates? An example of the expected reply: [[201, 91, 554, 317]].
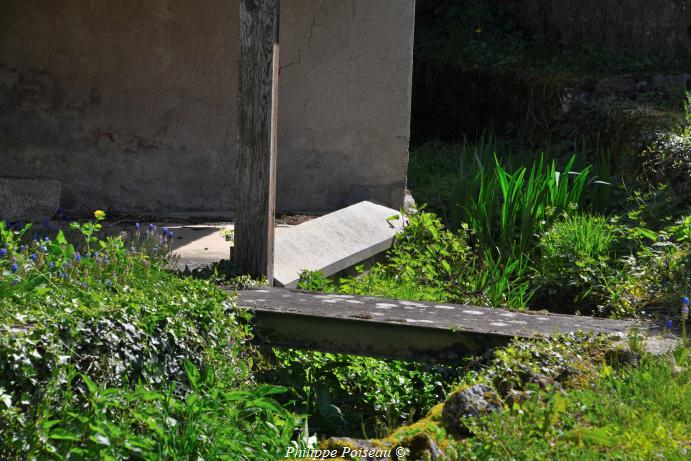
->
[[235, 288, 639, 361], [233, 0, 280, 282]]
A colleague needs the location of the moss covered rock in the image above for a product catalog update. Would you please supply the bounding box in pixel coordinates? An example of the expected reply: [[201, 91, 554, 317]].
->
[[441, 384, 502, 435]]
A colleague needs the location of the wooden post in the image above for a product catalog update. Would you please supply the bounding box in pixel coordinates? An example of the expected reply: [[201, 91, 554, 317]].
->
[[234, 0, 280, 282]]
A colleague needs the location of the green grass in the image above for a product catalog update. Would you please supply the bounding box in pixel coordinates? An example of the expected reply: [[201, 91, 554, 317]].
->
[[457, 348, 691, 460], [407, 135, 509, 229], [313, 336, 690, 460]]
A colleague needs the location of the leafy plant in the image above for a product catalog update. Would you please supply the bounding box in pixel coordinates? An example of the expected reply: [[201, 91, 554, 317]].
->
[[22, 363, 296, 460], [256, 348, 464, 439], [0, 215, 299, 458], [458, 346, 691, 460], [298, 270, 335, 293], [532, 214, 621, 314], [465, 154, 590, 263], [408, 134, 514, 230], [298, 211, 532, 308]]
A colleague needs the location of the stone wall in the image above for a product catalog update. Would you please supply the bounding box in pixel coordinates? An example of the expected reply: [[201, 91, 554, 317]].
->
[[492, 0, 691, 58], [0, 0, 415, 215]]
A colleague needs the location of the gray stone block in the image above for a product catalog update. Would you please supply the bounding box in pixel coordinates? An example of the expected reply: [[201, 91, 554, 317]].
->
[[273, 201, 405, 288], [0, 177, 61, 222]]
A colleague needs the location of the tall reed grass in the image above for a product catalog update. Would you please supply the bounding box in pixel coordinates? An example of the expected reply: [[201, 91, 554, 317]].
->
[[465, 154, 590, 262]]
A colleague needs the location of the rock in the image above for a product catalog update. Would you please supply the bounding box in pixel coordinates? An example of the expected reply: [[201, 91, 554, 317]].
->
[[504, 389, 533, 406], [595, 78, 637, 97], [394, 432, 445, 460], [321, 437, 393, 460], [403, 189, 416, 213], [560, 88, 589, 114], [0, 177, 61, 222], [605, 347, 641, 367], [442, 384, 502, 432], [651, 73, 691, 92]]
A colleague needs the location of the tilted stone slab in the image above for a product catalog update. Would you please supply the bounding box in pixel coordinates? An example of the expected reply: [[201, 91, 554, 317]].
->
[[0, 177, 61, 222], [273, 201, 405, 288], [236, 288, 648, 361]]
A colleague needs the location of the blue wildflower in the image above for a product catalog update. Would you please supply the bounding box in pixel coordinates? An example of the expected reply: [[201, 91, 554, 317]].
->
[[48, 261, 55, 269], [44, 236, 50, 242], [667, 319, 674, 329], [30, 253, 37, 262], [74, 252, 81, 263], [149, 223, 156, 231], [39, 246, 47, 252], [105, 279, 112, 286], [135, 222, 141, 231], [59, 272, 67, 279], [162, 226, 169, 234], [0, 248, 6, 258], [11, 263, 18, 273], [19, 245, 26, 252], [93, 251, 99, 258]]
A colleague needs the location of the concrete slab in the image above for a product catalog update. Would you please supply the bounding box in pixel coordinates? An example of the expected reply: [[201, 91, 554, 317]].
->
[[0, 177, 61, 222], [237, 288, 676, 361], [273, 201, 405, 288]]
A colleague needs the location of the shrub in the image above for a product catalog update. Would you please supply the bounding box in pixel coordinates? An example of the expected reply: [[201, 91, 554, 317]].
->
[[256, 349, 465, 439], [642, 130, 691, 208], [12, 365, 296, 460], [532, 213, 691, 318], [457, 346, 691, 460], [533, 215, 621, 314], [366, 211, 477, 297], [0, 216, 297, 458], [616, 216, 691, 318], [299, 211, 532, 308]]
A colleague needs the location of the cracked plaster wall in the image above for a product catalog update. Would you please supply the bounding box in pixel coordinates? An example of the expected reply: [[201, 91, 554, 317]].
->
[[0, 0, 415, 214]]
